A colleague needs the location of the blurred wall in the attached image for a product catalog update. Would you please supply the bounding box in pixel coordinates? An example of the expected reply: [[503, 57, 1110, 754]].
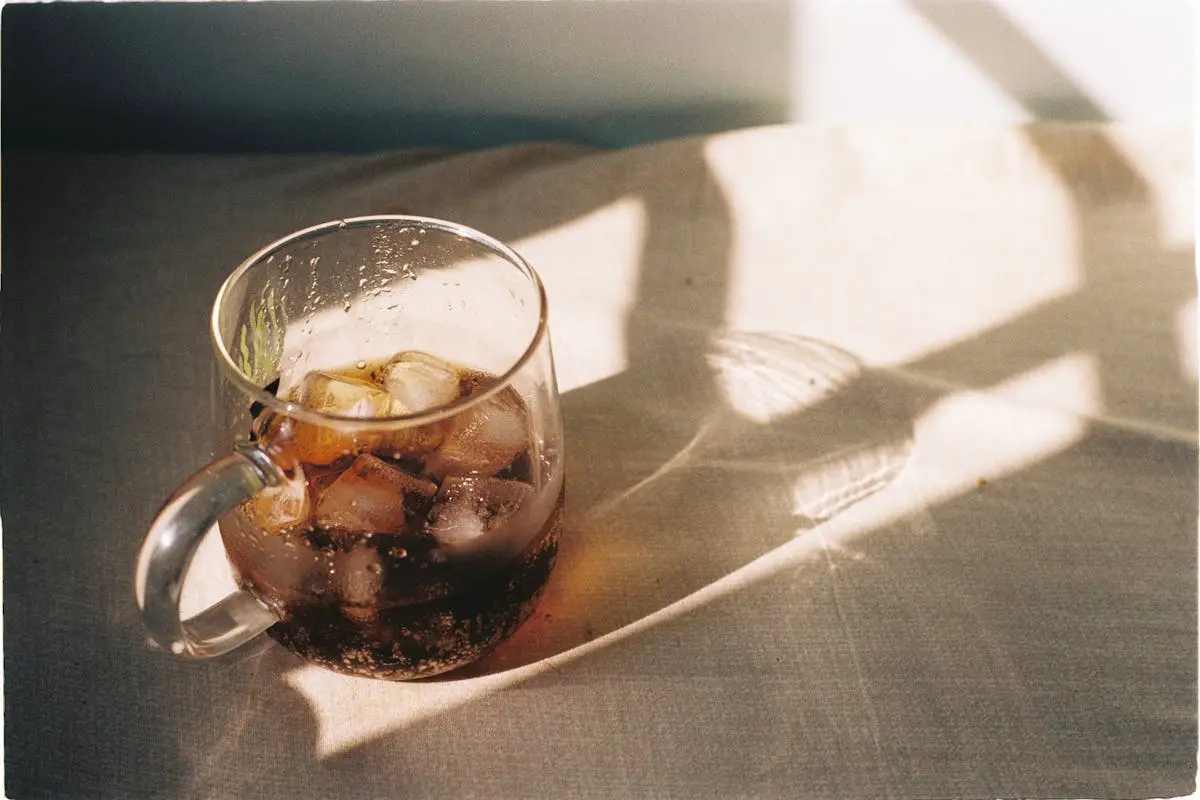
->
[[2, 0, 1191, 153]]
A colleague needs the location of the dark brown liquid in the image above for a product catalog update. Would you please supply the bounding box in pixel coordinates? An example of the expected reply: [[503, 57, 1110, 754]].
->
[[219, 353, 562, 680]]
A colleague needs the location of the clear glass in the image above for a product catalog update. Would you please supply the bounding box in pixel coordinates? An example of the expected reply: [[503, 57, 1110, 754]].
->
[[137, 216, 564, 680]]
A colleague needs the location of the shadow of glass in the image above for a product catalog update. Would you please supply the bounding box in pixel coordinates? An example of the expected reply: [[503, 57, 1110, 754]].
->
[[310, 421, 1194, 800], [446, 334, 915, 676]]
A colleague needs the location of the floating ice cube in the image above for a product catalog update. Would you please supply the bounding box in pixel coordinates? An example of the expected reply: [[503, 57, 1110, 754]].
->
[[314, 454, 437, 534], [285, 371, 401, 464], [297, 371, 397, 417], [375, 352, 462, 457], [383, 351, 462, 414], [246, 464, 310, 534], [427, 475, 533, 549], [426, 388, 530, 479]]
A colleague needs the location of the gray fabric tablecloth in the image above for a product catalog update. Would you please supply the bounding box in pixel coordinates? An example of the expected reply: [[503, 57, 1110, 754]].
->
[[2, 124, 1195, 798]]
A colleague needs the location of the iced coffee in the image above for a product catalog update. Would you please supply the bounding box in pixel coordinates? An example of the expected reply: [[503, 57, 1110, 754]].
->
[[218, 351, 563, 680]]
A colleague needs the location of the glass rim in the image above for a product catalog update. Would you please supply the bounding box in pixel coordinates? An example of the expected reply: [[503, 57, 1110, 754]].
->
[[210, 214, 550, 429]]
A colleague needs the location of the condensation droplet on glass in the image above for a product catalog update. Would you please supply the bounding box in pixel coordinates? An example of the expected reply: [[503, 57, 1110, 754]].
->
[[356, 360, 367, 369], [410, 239, 419, 246]]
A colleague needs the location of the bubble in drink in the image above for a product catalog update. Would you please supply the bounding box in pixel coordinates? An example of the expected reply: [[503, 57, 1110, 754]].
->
[[314, 454, 437, 534]]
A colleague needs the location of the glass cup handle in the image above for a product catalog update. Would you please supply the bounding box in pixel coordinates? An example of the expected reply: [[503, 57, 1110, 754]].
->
[[135, 442, 282, 658]]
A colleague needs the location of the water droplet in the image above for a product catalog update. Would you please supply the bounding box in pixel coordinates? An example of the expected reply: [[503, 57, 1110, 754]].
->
[[410, 239, 419, 246], [356, 360, 366, 369], [344, 303, 352, 313]]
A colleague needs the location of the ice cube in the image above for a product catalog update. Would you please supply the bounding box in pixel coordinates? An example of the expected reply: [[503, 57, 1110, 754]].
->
[[377, 352, 461, 457], [245, 464, 310, 534], [426, 387, 530, 479], [286, 371, 401, 464], [427, 475, 533, 549], [296, 371, 396, 417], [383, 351, 462, 414], [314, 454, 437, 534]]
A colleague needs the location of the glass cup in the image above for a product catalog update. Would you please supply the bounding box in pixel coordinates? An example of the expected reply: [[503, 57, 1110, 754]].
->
[[135, 216, 565, 680]]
